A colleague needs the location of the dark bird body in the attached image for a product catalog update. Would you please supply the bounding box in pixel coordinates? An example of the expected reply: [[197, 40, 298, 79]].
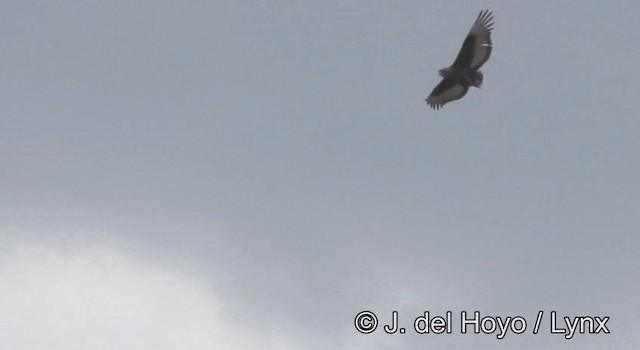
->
[[426, 10, 494, 110]]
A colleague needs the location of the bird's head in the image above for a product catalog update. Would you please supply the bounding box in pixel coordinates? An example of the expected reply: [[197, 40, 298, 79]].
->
[[470, 70, 484, 88]]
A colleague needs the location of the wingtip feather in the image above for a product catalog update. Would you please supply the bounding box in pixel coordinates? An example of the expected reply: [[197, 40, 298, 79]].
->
[[476, 9, 494, 32]]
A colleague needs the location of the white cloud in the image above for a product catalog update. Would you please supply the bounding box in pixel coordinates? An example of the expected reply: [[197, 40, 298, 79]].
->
[[0, 241, 301, 350]]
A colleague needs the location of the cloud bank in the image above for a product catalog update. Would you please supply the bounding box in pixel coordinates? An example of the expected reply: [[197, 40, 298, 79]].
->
[[0, 241, 300, 350]]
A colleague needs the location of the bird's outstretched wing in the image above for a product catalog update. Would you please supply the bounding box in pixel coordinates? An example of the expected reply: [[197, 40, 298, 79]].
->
[[426, 77, 469, 110], [451, 9, 494, 70]]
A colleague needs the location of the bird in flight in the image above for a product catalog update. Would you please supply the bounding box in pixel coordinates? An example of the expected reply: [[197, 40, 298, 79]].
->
[[426, 10, 494, 110]]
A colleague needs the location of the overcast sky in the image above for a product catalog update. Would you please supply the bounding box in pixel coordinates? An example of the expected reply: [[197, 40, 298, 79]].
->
[[1, 1, 639, 349]]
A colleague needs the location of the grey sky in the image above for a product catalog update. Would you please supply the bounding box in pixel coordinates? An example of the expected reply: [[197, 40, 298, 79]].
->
[[1, 1, 639, 349]]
